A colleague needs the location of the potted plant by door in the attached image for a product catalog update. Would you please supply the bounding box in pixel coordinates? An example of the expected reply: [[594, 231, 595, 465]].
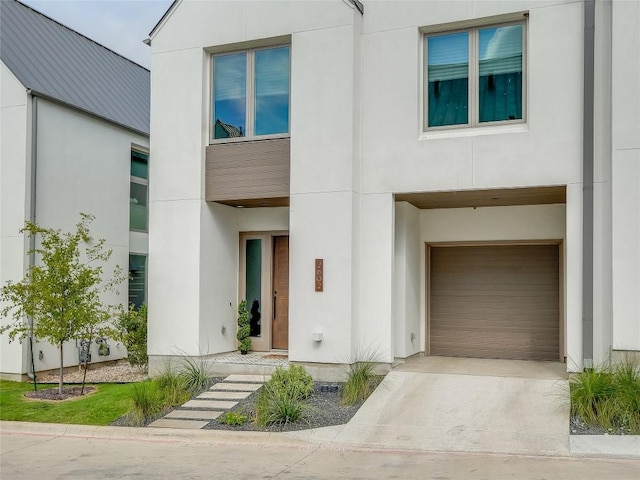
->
[[237, 300, 251, 354]]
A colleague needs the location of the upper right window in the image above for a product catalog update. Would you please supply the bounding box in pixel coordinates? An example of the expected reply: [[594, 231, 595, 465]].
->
[[425, 22, 525, 129]]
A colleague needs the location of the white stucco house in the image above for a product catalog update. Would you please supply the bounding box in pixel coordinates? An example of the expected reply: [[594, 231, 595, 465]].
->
[[147, 0, 639, 378], [0, 0, 150, 379]]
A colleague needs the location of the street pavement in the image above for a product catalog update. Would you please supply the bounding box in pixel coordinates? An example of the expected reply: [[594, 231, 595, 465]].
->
[[1, 422, 638, 479]]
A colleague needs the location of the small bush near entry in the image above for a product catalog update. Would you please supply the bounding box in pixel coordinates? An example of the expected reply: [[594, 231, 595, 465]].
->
[[269, 364, 314, 399], [570, 356, 640, 434], [341, 361, 380, 406], [117, 304, 148, 372], [218, 411, 249, 426], [255, 365, 313, 426]]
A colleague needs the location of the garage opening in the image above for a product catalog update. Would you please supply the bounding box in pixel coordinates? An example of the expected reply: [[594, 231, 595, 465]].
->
[[428, 244, 561, 362]]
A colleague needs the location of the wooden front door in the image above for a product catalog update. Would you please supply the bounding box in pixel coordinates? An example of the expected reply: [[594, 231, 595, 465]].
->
[[272, 236, 289, 350]]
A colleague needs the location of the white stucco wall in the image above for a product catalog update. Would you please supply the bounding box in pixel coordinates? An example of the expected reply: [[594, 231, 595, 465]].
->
[[611, 0, 640, 352], [360, 0, 583, 195], [0, 61, 29, 376], [1, 93, 149, 376], [148, 0, 635, 371]]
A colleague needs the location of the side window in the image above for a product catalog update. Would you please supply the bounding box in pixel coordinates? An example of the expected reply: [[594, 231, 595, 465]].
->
[[425, 22, 524, 129], [130, 150, 148, 232], [128, 254, 146, 308]]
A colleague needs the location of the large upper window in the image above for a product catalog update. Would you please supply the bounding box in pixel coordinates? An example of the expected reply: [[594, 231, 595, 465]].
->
[[212, 46, 290, 140], [425, 22, 524, 129]]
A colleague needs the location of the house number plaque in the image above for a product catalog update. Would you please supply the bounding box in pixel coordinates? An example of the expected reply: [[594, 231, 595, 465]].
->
[[315, 259, 323, 292]]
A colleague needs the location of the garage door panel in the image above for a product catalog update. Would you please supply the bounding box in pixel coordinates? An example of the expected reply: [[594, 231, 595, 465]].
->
[[429, 245, 560, 362]]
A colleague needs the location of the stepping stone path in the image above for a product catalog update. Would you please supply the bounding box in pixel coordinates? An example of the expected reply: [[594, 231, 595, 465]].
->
[[148, 374, 270, 430]]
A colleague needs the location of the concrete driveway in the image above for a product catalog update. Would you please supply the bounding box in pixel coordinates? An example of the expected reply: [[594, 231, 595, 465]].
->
[[332, 356, 570, 456]]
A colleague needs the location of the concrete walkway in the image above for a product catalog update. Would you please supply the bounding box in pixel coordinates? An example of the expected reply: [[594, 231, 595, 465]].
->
[[331, 356, 570, 456], [148, 374, 269, 429]]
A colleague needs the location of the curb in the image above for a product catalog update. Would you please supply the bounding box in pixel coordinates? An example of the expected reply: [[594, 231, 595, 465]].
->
[[569, 435, 640, 460], [3, 421, 639, 461]]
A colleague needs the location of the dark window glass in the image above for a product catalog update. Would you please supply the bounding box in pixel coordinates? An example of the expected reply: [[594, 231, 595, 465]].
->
[[478, 25, 523, 122], [254, 46, 290, 136], [427, 32, 469, 127], [213, 53, 247, 139], [130, 182, 147, 231], [128, 254, 146, 308], [246, 239, 262, 337], [131, 150, 148, 179]]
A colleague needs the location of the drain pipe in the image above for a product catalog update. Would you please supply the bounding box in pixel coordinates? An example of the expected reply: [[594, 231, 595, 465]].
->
[[26, 92, 39, 390], [582, 0, 595, 369]]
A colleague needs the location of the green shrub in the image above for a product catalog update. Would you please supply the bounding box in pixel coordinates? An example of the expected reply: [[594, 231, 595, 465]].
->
[[341, 361, 379, 406], [129, 381, 161, 426], [117, 304, 148, 372], [255, 365, 313, 426], [218, 411, 249, 426], [270, 365, 314, 399], [255, 382, 310, 427], [570, 356, 640, 434]]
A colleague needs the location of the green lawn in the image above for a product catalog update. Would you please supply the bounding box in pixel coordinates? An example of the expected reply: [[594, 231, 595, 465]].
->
[[0, 380, 135, 425]]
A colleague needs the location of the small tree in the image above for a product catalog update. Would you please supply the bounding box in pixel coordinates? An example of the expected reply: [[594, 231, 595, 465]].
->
[[117, 303, 148, 372], [0, 214, 125, 394]]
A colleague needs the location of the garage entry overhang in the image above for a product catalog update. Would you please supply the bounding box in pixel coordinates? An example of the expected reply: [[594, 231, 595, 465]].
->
[[395, 185, 566, 210]]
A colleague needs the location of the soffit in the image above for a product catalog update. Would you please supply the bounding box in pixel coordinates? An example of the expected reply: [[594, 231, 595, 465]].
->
[[396, 186, 566, 209]]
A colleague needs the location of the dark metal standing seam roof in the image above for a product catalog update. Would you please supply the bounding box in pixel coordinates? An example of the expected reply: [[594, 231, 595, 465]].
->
[[0, 0, 150, 136]]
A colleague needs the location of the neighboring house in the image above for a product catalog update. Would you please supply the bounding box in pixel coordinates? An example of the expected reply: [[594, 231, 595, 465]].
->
[[0, 0, 150, 380], [147, 0, 639, 378]]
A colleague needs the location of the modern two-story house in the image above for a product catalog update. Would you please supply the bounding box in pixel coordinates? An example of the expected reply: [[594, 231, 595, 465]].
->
[[0, 0, 150, 379], [146, 0, 639, 378]]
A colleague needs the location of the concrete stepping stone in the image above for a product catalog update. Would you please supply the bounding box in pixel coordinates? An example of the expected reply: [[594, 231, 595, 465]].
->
[[198, 391, 251, 400], [225, 374, 271, 383], [182, 399, 238, 409], [148, 418, 209, 429], [165, 410, 222, 420], [210, 382, 262, 391]]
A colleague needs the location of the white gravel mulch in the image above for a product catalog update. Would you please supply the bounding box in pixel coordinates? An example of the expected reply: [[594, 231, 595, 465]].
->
[[37, 362, 148, 384]]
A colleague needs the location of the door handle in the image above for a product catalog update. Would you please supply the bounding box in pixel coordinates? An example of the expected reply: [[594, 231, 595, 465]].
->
[[273, 291, 277, 319]]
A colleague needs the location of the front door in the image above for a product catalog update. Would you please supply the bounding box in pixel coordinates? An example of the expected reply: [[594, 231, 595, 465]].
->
[[272, 236, 289, 350]]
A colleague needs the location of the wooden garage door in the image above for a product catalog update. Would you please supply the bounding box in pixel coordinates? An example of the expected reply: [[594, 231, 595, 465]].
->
[[429, 245, 560, 361]]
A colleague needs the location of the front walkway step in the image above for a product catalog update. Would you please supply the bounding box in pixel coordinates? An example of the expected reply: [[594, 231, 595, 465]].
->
[[197, 391, 251, 400], [165, 410, 223, 420], [210, 382, 262, 392], [148, 418, 210, 429], [225, 374, 271, 383], [182, 399, 238, 409], [149, 373, 269, 430]]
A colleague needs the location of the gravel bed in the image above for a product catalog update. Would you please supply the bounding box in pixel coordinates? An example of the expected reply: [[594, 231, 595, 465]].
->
[[570, 415, 637, 436], [203, 382, 367, 432], [37, 361, 148, 384]]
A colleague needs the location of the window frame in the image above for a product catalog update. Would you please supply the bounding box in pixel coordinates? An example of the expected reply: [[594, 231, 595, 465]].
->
[[210, 44, 291, 144], [129, 149, 149, 233], [423, 20, 527, 131]]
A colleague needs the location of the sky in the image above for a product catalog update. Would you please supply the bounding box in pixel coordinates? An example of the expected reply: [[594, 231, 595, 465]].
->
[[21, 0, 174, 69]]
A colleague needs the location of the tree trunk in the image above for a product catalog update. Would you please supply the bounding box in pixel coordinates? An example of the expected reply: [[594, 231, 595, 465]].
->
[[58, 343, 64, 395]]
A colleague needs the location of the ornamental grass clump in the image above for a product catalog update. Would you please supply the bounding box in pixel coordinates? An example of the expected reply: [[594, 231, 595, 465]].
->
[[255, 365, 313, 427], [570, 355, 640, 434], [129, 381, 162, 426], [341, 360, 379, 406]]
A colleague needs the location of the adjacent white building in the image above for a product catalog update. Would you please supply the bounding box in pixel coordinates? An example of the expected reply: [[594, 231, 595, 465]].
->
[[147, 0, 639, 378], [0, 0, 150, 379]]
